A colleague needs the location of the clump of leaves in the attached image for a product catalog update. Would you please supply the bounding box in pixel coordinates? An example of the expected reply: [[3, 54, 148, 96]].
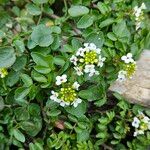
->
[[0, 0, 150, 149]]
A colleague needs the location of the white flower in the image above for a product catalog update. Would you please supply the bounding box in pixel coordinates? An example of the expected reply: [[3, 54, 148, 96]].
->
[[84, 64, 95, 73], [135, 22, 141, 30], [140, 3, 146, 10], [97, 56, 106, 67], [71, 98, 82, 107], [70, 55, 78, 66], [72, 82, 80, 90], [56, 74, 67, 85], [60, 101, 70, 107], [134, 6, 142, 17], [148, 122, 150, 130], [74, 67, 83, 76], [50, 91, 61, 103], [121, 53, 134, 64], [88, 43, 97, 50], [142, 116, 150, 123], [137, 130, 144, 135], [133, 131, 138, 137], [76, 48, 85, 57], [84, 43, 89, 47], [117, 70, 127, 82], [132, 117, 140, 128], [89, 70, 99, 77], [133, 130, 144, 136]]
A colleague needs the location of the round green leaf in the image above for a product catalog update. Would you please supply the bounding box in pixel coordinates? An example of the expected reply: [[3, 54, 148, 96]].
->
[[86, 32, 105, 48], [77, 15, 94, 29], [0, 47, 16, 68], [26, 3, 41, 16], [68, 5, 89, 17], [31, 24, 54, 47]]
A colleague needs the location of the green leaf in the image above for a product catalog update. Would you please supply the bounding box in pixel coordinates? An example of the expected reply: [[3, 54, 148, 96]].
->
[[0, 47, 16, 68], [97, 2, 110, 14], [32, 0, 48, 4], [20, 119, 42, 137], [15, 87, 30, 101], [14, 107, 30, 121], [99, 18, 115, 28], [34, 65, 51, 74], [26, 3, 41, 16], [31, 52, 53, 68], [113, 20, 130, 39], [68, 5, 89, 17], [53, 56, 65, 66], [13, 40, 25, 54], [79, 86, 101, 100], [20, 74, 33, 87], [107, 32, 117, 41], [77, 15, 94, 29], [6, 70, 20, 87], [0, 97, 4, 111], [13, 129, 25, 143], [31, 70, 47, 83], [86, 32, 104, 48], [31, 24, 54, 47], [65, 102, 87, 118], [12, 56, 27, 71]]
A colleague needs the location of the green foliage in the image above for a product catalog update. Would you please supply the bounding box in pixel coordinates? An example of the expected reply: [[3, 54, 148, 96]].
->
[[0, 0, 150, 149]]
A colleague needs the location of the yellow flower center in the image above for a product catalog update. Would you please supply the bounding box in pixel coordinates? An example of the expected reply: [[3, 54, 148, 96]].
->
[[60, 86, 77, 103], [140, 123, 148, 131], [0, 68, 8, 78], [84, 51, 98, 64], [125, 63, 136, 78]]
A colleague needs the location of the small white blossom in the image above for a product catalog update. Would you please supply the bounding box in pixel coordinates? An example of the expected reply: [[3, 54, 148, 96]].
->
[[97, 56, 106, 67], [72, 98, 82, 107], [60, 101, 70, 107], [88, 43, 97, 50], [137, 130, 144, 135], [135, 22, 141, 30], [140, 3, 146, 10], [50, 91, 61, 103], [72, 82, 80, 90], [133, 131, 138, 137], [56, 74, 67, 85], [70, 55, 78, 66], [133, 3, 146, 30], [84, 64, 95, 73], [121, 53, 134, 64], [142, 116, 150, 124], [74, 67, 83, 76], [132, 117, 140, 128], [76, 48, 85, 57], [89, 70, 99, 77], [117, 70, 127, 82]]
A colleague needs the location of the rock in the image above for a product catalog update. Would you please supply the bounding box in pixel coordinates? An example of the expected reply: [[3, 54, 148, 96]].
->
[[109, 50, 150, 107]]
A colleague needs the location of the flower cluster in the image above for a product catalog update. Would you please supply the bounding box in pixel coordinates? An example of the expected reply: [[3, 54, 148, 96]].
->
[[132, 112, 150, 137], [70, 43, 106, 77], [133, 3, 146, 30], [0, 68, 8, 78], [117, 53, 136, 82], [50, 74, 82, 107]]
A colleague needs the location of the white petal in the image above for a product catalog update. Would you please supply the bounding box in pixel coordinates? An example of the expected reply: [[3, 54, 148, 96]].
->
[[141, 3, 146, 9], [60, 101, 66, 107], [121, 56, 127, 61], [84, 43, 89, 47], [127, 53, 133, 58], [56, 81, 61, 85]]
